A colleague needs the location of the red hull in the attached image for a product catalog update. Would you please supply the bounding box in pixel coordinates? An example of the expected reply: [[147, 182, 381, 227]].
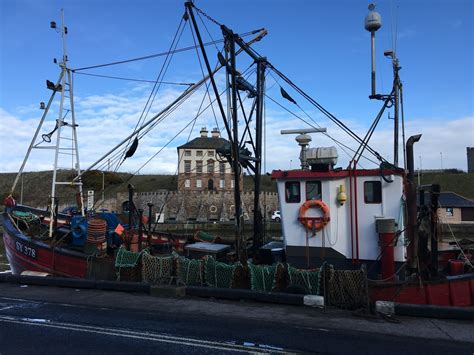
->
[[2, 210, 115, 280], [370, 276, 474, 307], [3, 230, 89, 278]]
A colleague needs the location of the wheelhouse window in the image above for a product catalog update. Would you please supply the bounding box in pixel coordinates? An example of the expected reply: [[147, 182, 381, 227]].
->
[[285, 181, 301, 203], [364, 181, 382, 204], [306, 181, 322, 200]]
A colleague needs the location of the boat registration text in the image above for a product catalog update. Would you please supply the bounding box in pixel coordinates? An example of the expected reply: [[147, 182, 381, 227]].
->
[[15, 241, 37, 259]]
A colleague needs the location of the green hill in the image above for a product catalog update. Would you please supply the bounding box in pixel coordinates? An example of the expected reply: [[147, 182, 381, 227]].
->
[[416, 171, 474, 199], [0, 170, 277, 207], [0, 170, 472, 207]]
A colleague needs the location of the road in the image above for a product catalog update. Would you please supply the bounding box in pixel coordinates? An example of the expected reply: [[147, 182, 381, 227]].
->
[[0, 287, 473, 354]]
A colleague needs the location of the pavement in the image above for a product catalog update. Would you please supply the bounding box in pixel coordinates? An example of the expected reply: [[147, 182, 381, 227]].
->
[[0, 281, 473, 348]]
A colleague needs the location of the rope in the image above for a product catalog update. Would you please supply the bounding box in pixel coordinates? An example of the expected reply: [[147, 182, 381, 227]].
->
[[72, 32, 262, 72], [192, 5, 222, 27], [73, 72, 194, 86]]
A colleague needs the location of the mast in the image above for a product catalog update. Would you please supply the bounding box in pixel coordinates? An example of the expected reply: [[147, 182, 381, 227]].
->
[[10, 9, 84, 237], [49, 9, 85, 237], [364, 3, 403, 168], [185, 2, 269, 261]]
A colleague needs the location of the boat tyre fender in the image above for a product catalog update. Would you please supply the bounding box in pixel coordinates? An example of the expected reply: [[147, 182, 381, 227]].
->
[[72, 223, 87, 240], [298, 200, 330, 231]]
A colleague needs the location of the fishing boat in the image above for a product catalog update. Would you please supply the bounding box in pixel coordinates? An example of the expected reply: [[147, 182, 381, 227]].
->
[[271, 4, 474, 307], [2, 2, 473, 307]]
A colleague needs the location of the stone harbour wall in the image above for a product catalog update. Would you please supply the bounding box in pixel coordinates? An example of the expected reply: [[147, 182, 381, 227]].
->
[[108, 190, 279, 222]]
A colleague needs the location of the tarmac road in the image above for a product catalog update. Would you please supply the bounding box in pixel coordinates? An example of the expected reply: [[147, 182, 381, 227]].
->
[[0, 284, 473, 354]]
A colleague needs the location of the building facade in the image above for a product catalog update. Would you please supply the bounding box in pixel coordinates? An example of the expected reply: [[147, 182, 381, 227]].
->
[[437, 191, 474, 224], [177, 127, 242, 192]]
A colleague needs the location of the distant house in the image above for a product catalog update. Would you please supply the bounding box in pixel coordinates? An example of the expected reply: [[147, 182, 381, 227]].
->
[[176, 127, 242, 192], [437, 192, 474, 223]]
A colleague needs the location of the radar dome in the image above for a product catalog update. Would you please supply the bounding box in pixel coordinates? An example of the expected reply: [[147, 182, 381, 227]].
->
[[364, 3, 382, 32]]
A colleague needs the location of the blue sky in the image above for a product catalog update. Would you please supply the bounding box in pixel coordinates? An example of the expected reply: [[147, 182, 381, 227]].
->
[[0, 0, 473, 174]]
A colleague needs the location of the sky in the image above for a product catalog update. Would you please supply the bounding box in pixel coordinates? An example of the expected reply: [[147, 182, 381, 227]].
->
[[0, 0, 473, 176]]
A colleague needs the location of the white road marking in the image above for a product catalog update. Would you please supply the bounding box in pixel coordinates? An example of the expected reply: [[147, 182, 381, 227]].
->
[[0, 315, 288, 353], [0, 306, 15, 311]]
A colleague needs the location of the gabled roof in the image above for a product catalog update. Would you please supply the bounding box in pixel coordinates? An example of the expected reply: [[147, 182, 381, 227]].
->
[[177, 137, 229, 150], [439, 192, 474, 208]]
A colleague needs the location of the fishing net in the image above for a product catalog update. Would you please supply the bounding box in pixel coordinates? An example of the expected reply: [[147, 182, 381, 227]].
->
[[204, 256, 239, 289], [176, 256, 204, 286], [248, 263, 279, 292], [141, 253, 175, 285], [115, 246, 146, 282], [326, 264, 368, 310], [287, 263, 324, 295], [194, 231, 216, 243], [11, 210, 39, 222]]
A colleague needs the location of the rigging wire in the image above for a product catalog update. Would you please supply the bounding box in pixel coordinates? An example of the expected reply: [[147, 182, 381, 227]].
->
[[115, 15, 187, 172], [265, 93, 378, 166], [72, 30, 261, 72], [269, 65, 386, 163], [266, 70, 362, 165], [72, 72, 194, 86], [188, 17, 221, 133]]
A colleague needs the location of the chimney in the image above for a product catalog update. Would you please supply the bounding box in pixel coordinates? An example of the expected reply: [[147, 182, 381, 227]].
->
[[200, 126, 208, 138], [211, 127, 220, 138]]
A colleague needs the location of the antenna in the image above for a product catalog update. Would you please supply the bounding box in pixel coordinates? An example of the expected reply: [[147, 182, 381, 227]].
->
[[364, 3, 382, 98], [281, 128, 327, 170]]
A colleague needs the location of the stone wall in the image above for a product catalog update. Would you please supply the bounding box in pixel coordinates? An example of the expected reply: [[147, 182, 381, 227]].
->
[[113, 190, 279, 223]]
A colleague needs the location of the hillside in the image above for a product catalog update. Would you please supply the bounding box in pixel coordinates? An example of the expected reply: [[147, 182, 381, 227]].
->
[[0, 170, 277, 207], [0, 170, 472, 207]]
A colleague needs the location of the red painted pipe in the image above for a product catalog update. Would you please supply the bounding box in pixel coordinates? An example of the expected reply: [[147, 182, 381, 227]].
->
[[379, 232, 396, 281], [349, 166, 355, 262], [353, 162, 360, 263]]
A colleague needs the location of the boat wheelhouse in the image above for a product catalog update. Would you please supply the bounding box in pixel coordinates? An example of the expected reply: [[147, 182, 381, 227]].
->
[[272, 164, 405, 273]]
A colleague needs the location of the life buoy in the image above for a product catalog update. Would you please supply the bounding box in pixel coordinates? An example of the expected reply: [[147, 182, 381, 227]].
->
[[298, 199, 330, 231]]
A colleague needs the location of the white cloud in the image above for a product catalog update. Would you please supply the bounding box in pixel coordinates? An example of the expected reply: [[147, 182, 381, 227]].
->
[[1, 84, 472, 177]]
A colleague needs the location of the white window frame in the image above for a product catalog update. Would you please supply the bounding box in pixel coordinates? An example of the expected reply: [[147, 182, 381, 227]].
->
[[184, 160, 191, 173], [184, 150, 192, 156], [185, 179, 190, 188], [196, 179, 202, 188]]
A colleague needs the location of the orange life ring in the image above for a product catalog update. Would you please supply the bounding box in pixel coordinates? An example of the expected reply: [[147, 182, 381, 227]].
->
[[298, 199, 330, 231]]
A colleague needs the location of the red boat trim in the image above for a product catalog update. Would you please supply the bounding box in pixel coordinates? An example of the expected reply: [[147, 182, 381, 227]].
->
[[271, 168, 404, 180]]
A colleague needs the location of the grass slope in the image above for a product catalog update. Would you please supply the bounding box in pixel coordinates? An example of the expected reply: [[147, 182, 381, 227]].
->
[[1, 170, 472, 207]]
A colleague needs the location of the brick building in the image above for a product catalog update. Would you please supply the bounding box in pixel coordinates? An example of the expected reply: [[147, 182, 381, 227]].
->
[[177, 127, 242, 192], [437, 191, 474, 224]]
